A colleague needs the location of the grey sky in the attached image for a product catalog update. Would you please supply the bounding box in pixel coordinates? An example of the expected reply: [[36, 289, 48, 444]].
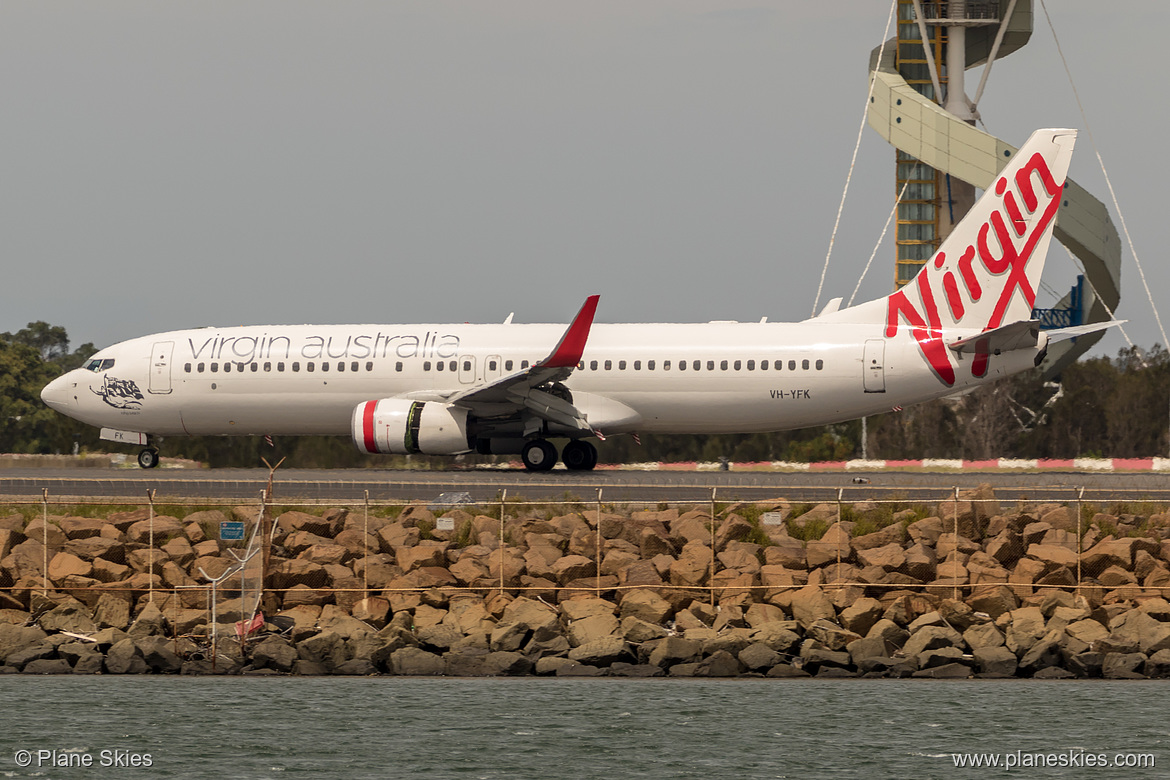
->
[[2, 1, 1165, 360]]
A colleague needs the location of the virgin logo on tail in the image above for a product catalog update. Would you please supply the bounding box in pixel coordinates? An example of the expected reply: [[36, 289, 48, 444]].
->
[[885, 149, 1066, 387]]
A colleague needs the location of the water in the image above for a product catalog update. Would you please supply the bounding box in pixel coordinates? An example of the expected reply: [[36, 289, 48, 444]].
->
[[1, 678, 1166, 779]]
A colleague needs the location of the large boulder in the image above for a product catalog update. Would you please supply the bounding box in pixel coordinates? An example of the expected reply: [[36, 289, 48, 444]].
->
[[648, 637, 702, 668], [805, 523, 853, 569], [389, 647, 445, 675], [252, 636, 298, 672], [135, 636, 184, 673], [39, 601, 98, 635], [1004, 607, 1047, 655], [789, 586, 836, 630], [568, 636, 630, 667], [105, 638, 149, 674], [902, 625, 963, 658], [619, 589, 673, 624], [973, 645, 1020, 678]]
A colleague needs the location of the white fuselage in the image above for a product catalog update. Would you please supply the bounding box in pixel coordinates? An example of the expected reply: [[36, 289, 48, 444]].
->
[[41, 319, 1036, 440]]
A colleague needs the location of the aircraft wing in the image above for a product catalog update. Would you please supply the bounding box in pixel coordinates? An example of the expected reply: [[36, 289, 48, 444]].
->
[[443, 295, 600, 433]]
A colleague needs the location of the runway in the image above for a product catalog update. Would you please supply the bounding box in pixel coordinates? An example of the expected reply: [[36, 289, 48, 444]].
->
[[1, 467, 1168, 505]]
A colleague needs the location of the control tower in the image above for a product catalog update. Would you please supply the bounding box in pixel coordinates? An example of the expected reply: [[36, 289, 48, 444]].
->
[[868, 0, 1121, 377]]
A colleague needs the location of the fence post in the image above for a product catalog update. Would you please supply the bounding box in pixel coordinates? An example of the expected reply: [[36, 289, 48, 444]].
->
[[41, 488, 49, 597], [498, 489, 507, 595], [147, 489, 156, 604], [1076, 486, 1085, 591], [952, 486, 959, 601], [836, 487, 844, 575], [595, 489, 603, 597], [710, 488, 717, 607], [363, 490, 370, 596]]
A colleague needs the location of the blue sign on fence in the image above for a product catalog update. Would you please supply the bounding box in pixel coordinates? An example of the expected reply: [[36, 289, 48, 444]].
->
[[220, 521, 245, 541]]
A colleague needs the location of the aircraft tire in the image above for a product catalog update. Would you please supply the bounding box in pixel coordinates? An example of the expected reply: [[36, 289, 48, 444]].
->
[[137, 448, 160, 469], [562, 440, 597, 471], [521, 439, 557, 472]]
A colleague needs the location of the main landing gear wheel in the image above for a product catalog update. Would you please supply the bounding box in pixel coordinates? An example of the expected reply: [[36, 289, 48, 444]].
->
[[137, 448, 160, 469], [562, 440, 598, 471], [521, 439, 558, 472]]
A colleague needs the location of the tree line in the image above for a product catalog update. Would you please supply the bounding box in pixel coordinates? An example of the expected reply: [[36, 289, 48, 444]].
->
[[3, 322, 1167, 467]]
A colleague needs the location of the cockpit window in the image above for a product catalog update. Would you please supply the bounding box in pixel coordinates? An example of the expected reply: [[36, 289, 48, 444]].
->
[[83, 358, 115, 372]]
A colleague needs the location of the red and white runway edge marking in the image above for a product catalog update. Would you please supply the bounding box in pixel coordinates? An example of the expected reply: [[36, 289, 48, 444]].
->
[[593, 458, 1170, 472]]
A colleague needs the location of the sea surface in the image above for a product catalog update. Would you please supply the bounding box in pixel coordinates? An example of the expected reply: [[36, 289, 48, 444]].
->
[[1, 678, 1166, 779]]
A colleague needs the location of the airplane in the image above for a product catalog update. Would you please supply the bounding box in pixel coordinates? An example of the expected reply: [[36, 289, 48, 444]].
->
[[41, 128, 1113, 472]]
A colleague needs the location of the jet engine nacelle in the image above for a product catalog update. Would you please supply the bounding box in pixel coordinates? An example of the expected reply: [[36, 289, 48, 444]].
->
[[352, 399, 470, 455]]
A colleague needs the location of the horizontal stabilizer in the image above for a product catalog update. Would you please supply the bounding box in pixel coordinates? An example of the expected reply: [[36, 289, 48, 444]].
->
[[1045, 320, 1127, 344], [948, 320, 1040, 355]]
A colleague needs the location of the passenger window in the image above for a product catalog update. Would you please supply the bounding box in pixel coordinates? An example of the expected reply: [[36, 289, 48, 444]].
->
[[618, 360, 626, 370], [307, 362, 315, 372], [490, 360, 498, 371], [505, 360, 514, 371], [679, 361, 686, 371], [692, 360, 700, 371], [321, 362, 329, 372], [352, 362, 359, 372], [590, 360, 598, 370], [436, 361, 444, 372], [648, 360, 656, 370], [747, 360, 754, 370], [706, 361, 714, 371], [184, 363, 191, 373], [634, 360, 641, 370], [450, 361, 457, 372], [760, 360, 768, 370], [462, 360, 471, 372], [292, 362, 300, 372], [264, 362, 271, 372], [604, 360, 612, 370], [224, 363, 232, 373], [395, 362, 403, 372], [663, 360, 670, 370], [250, 363, 259, 372], [720, 360, 728, 370], [337, 362, 345, 372], [423, 361, 431, 371], [802, 359, 810, 370], [775, 360, 782, 370], [788, 360, 796, 371], [197, 363, 205, 373], [521, 360, 529, 369], [816, 359, 823, 370], [211, 363, 219, 373], [277, 362, 285, 372]]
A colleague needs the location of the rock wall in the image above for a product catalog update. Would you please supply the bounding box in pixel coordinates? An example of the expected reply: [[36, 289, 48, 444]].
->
[[2, 486, 1170, 678]]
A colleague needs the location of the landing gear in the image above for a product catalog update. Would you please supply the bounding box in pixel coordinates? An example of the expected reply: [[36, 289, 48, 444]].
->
[[137, 448, 160, 469], [562, 439, 598, 471], [521, 439, 558, 472]]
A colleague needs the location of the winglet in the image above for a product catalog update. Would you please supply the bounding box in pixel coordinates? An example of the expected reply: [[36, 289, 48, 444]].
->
[[540, 295, 600, 368]]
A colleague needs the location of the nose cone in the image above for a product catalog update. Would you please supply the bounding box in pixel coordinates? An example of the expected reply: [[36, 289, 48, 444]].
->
[[41, 373, 76, 414]]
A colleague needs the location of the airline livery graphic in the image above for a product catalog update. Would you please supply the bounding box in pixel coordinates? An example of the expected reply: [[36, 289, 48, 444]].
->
[[91, 376, 144, 410], [884, 150, 1065, 387]]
